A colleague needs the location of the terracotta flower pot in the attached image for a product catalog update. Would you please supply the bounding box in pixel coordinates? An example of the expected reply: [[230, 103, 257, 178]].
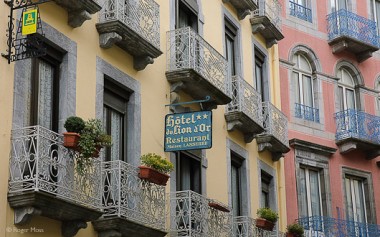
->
[[138, 166, 170, 186], [63, 132, 80, 150], [256, 218, 275, 231], [286, 233, 302, 237], [208, 202, 230, 212], [92, 145, 103, 158]]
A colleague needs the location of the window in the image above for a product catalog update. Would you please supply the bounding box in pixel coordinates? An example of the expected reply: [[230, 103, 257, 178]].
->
[[255, 50, 266, 101], [375, 79, 380, 116], [103, 80, 129, 162], [225, 19, 238, 77], [231, 153, 242, 216], [289, 0, 312, 22], [298, 167, 323, 218], [176, 151, 202, 193], [331, 0, 348, 11], [345, 176, 367, 223], [337, 68, 356, 111], [293, 53, 319, 122], [372, 0, 380, 35], [261, 172, 272, 208], [176, 0, 198, 30]]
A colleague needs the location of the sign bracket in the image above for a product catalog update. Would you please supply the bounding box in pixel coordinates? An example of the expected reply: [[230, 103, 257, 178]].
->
[[165, 96, 211, 111]]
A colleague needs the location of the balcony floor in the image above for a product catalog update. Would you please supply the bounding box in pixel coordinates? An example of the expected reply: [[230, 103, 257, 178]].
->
[[329, 36, 379, 62], [336, 137, 380, 159]]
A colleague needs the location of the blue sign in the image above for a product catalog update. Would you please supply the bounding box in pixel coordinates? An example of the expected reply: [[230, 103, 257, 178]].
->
[[165, 111, 212, 152]]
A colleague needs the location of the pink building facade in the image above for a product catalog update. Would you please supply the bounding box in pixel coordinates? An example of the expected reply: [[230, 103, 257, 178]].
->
[[279, 0, 380, 235]]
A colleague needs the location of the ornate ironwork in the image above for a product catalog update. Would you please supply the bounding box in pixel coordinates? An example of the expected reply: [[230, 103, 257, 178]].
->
[[227, 75, 263, 126], [233, 216, 284, 237], [101, 160, 166, 231], [3, 1, 49, 63], [99, 0, 160, 49], [298, 216, 380, 237], [262, 101, 289, 148], [252, 0, 282, 30], [166, 27, 229, 96], [8, 126, 101, 209], [334, 109, 380, 144], [327, 9, 378, 47], [295, 103, 320, 123], [169, 190, 232, 237], [289, 1, 312, 22]]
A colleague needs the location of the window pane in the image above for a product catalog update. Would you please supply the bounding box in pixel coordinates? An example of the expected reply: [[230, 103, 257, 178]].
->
[[299, 168, 309, 217], [353, 180, 366, 223], [225, 36, 236, 76], [255, 62, 263, 97], [346, 89, 355, 110], [37, 60, 55, 130], [231, 164, 241, 216], [309, 170, 322, 216], [338, 86, 344, 111], [345, 178, 354, 220], [294, 72, 301, 104], [302, 75, 313, 107]]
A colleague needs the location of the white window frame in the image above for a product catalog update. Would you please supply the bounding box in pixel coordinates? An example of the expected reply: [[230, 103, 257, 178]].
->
[[338, 68, 357, 111], [294, 54, 314, 108], [300, 167, 324, 217], [345, 176, 368, 223]]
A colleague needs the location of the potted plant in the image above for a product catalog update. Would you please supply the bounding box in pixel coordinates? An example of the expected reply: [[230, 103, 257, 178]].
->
[[286, 223, 304, 237], [138, 153, 174, 186], [63, 116, 85, 149], [256, 207, 278, 231]]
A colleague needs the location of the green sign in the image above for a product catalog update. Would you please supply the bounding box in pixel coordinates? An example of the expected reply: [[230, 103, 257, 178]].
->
[[165, 111, 212, 152], [22, 9, 38, 35]]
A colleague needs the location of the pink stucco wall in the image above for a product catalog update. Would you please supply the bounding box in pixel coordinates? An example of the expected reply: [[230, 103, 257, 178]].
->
[[279, 0, 380, 225]]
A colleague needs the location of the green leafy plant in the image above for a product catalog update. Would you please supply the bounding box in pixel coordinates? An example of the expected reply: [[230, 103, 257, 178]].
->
[[76, 119, 112, 174], [141, 153, 174, 174], [256, 207, 279, 223], [64, 116, 85, 133], [287, 223, 304, 236]]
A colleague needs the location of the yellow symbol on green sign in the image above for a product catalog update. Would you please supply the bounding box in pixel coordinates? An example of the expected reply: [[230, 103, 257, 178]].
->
[[22, 9, 38, 36]]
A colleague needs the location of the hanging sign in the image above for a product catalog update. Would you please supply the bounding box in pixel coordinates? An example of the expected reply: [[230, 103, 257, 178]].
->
[[22, 9, 38, 35], [165, 111, 212, 152]]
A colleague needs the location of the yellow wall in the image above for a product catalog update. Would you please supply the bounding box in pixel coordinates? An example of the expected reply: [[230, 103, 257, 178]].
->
[[1, 0, 287, 236]]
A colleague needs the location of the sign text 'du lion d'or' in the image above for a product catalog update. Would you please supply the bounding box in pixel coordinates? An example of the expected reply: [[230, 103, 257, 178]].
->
[[164, 111, 212, 152]]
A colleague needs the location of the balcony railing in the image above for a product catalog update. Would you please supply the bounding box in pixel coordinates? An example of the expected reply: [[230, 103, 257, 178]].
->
[[166, 27, 231, 108], [8, 126, 101, 209], [169, 190, 232, 237], [99, 0, 160, 48], [327, 9, 379, 61], [289, 1, 312, 22], [295, 103, 320, 122], [97, 0, 162, 70], [298, 216, 380, 237], [252, 0, 282, 28], [334, 109, 380, 144], [100, 160, 166, 231], [225, 75, 264, 142], [263, 102, 289, 147], [166, 27, 228, 95], [233, 216, 283, 237]]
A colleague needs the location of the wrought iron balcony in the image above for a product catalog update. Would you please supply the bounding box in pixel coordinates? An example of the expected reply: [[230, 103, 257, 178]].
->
[[7, 126, 102, 237], [256, 102, 290, 161], [250, 0, 284, 47], [289, 1, 312, 22], [53, 0, 102, 27], [233, 216, 283, 237], [334, 109, 380, 158], [97, 0, 162, 70], [295, 103, 320, 123], [225, 75, 264, 143], [298, 216, 380, 237], [166, 27, 231, 110], [327, 9, 379, 62], [222, 0, 258, 20], [169, 190, 232, 237], [92, 160, 167, 237]]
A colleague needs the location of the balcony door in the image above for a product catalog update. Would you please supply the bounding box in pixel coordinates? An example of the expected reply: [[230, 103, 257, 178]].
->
[[372, 0, 380, 35], [176, 0, 198, 31], [331, 0, 348, 11], [338, 68, 356, 112], [345, 177, 367, 224], [176, 151, 201, 193]]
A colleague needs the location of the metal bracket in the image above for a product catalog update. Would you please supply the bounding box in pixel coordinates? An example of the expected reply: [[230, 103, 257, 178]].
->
[[165, 96, 211, 111]]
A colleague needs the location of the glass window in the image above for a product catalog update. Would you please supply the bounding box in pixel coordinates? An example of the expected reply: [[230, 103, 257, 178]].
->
[[177, 0, 198, 30], [231, 153, 242, 216], [298, 167, 323, 217], [345, 176, 367, 223], [225, 20, 238, 77], [260, 171, 273, 208], [103, 81, 129, 162], [255, 51, 266, 101], [176, 152, 201, 193], [372, 0, 380, 35], [337, 68, 356, 111]]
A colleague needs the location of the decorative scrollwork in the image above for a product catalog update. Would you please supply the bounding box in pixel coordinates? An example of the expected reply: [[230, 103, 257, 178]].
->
[[262, 101, 289, 148], [252, 0, 282, 30]]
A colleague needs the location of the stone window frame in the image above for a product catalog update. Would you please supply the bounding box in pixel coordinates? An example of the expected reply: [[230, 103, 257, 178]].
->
[[170, 0, 205, 33], [226, 139, 251, 217], [288, 45, 324, 130], [12, 21, 77, 132], [258, 160, 278, 213], [341, 167, 377, 224], [95, 57, 141, 166]]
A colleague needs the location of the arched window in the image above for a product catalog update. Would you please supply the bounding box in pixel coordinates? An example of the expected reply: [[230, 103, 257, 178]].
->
[[293, 53, 318, 122], [337, 67, 356, 111]]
